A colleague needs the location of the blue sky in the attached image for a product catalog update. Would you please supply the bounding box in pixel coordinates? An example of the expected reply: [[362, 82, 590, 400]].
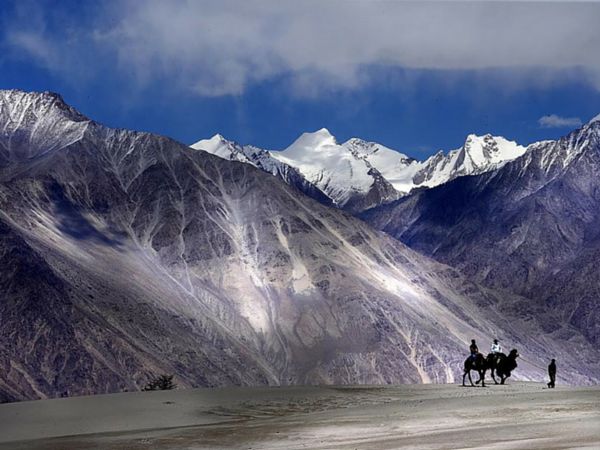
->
[[2, 1, 600, 158]]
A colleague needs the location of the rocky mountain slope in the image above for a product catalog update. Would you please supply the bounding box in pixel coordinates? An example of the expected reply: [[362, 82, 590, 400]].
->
[[1, 90, 597, 402], [192, 130, 525, 213], [362, 116, 600, 349]]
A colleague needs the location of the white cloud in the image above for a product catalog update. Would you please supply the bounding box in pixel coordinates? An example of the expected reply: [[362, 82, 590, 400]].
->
[[538, 114, 583, 128], [8, 32, 57, 68], [4, 0, 600, 97]]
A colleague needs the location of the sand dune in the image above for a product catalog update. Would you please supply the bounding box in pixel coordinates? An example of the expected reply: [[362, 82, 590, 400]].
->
[[0, 383, 598, 449]]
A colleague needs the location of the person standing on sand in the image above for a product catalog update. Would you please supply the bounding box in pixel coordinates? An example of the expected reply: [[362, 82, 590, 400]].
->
[[547, 359, 556, 388]]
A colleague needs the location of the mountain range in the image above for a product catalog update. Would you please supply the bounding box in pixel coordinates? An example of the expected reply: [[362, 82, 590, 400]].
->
[[0, 89, 598, 402], [193, 108, 600, 359], [192, 129, 526, 213], [362, 115, 600, 350]]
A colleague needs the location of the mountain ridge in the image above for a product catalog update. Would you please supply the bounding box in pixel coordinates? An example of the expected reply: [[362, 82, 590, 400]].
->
[[192, 129, 527, 213], [2, 89, 598, 401], [361, 117, 600, 349]]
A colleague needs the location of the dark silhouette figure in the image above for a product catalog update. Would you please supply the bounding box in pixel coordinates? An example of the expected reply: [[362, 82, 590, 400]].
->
[[548, 359, 556, 388], [491, 349, 519, 384], [469, 339, 479, 361], [463, 340, 486, 387], [463, 353, 488, 387], [480, 351, 505, 384], [473, 348, 520, 385]]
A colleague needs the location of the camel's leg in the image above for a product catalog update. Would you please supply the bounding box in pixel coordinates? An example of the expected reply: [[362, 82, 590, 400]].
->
[[462, 371, 467, 386], [468, 370, 474, 387], [480, 370, 486, 387], [500, 375, 506, 385], [491, 369, 499, 385]]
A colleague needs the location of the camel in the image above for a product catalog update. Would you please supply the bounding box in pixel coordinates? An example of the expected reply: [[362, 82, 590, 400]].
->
[[475, 349, 520, 385], [465, 348, 520, 387], [490, 349, 519, 384], [462, 353, 488, 387]]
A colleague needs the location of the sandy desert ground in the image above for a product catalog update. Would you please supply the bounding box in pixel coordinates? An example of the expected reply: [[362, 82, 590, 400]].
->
[[0, 382, 598, 449]]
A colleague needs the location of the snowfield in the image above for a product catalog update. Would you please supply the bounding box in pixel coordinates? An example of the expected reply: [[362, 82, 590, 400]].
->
[[0, 383, 598, 449]]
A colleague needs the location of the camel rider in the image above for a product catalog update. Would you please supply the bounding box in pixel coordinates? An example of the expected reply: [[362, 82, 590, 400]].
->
[[491, 339, 502, 354], [469, 339, 479, 361]]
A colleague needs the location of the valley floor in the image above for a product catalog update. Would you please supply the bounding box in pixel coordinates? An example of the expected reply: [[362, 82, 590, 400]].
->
[[0, 383, 598, 449]]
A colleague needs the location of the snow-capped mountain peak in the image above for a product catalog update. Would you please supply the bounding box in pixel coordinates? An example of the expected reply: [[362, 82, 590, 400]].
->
[[343, 137, 413, 162], [411, 134, 527, 190], [283, 128, 338, 156], [190, 132, 334, 206], [270, 129, 400, 211], [191, 133, 226, 150], [191, 133, 230, 152], [462, 134, 526, 169], [190, 134, 252, 164], [342, 138, 419, 194], [189, 128, 530, 212]]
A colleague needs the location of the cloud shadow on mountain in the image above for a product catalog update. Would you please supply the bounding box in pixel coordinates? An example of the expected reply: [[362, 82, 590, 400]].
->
[[49, 182, 123, 246]]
